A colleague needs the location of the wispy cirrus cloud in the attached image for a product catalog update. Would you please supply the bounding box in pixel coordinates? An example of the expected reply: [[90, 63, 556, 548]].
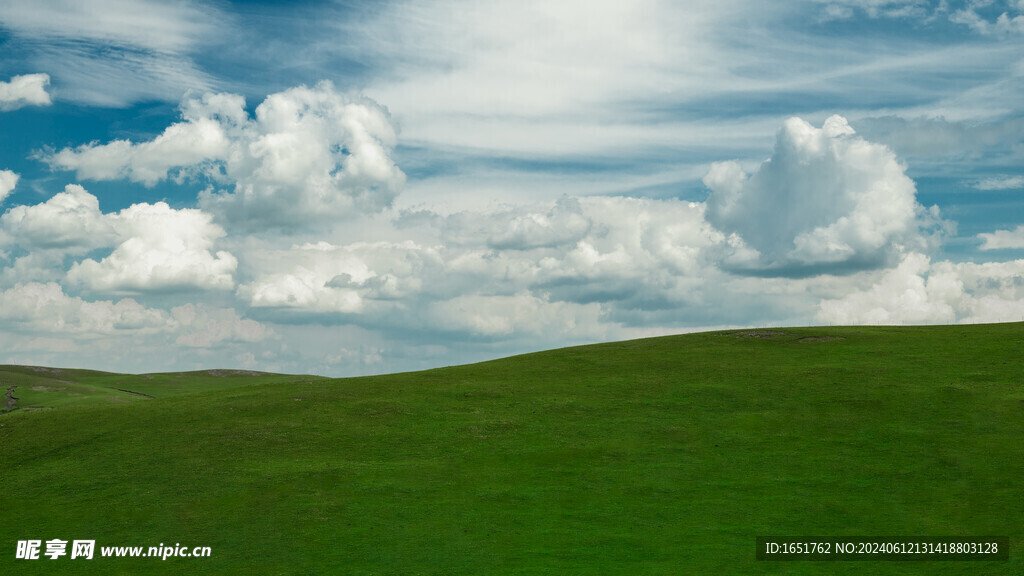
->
[[0, 0, 224, 106], [972, 175, 1024, 190]]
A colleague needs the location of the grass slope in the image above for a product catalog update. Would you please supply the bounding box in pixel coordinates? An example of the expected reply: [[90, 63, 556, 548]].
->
[[1, 323, 1022, 575], [0, 365, 325, 411]]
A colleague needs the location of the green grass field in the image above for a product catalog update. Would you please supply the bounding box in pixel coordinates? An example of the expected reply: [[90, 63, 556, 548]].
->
[[1, 323, 1021, 574]]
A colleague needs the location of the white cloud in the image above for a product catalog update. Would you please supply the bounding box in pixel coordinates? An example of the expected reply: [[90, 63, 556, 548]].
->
[[202, 84, 405, 228], [817, 253, 958, 324], [0, 0, 218, 52], [813, 0, 931, 20], [355, 0, 775, 157], [171, 303, 270, 348], [818, 252, 1024, 324], [973, 175, 1024, 190], [0, 170, 18, 203], [439, 195, 592, 250], [1, 184, 117, 251], [46, 115, 234, 186], [0, 282, 278, 372], [2, 184, 235, 292], [46, 83, 405, 229], [533, 196, 721, 293], [238, 195, 724, 334], [978, 225, 1024, 249], [0, 1, 221, 106], [238, 240, 439, 313], [950, 2, 1024, 34], [0, 282, 167, 335], [704, 115, 945, 275], [854, 116, 1024, 160], [0, 74, 51, 111], [66, 201, 236, 293], [426, 292, 607, 338], [43, 92, 242, 184]]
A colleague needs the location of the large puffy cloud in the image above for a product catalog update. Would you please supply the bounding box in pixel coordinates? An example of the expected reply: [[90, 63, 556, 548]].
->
[[1, 184, 117, 251], [816, 253, 958, 325], [238, 196, 724, 334], [1, 185, 235, 293], [238, 240, 440, 314], [0, 170, 18, 203], [66, 201, 236, 293], [704, 115, 945, 276], [531, 196, 722, 305], [818, 253, 1024, 324], [978, 225, 1024, 250], [0, 282, 273, 372], [0, 73, 52, 111], [0, 282, 166, 335], [45, 103, 236, 185], [45, 83, 405, 229]]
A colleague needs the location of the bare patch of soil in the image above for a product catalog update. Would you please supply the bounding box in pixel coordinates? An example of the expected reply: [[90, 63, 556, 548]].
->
[[24, 366, 66, 376], [731, 330, 786, 339], [31, 385, 67, 392], [205, 369, 264, 377], [796, 336, 846, 343]]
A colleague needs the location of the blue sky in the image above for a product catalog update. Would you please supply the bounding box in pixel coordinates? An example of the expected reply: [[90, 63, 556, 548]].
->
[[0, 0, 1022, 376]]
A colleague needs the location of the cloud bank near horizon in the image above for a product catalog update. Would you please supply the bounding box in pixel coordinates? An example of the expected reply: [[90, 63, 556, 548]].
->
[[3, 84, 1021, 374]]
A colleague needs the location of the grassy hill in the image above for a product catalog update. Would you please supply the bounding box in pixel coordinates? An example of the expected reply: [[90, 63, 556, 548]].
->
[[1, 323, 1021, 574], [0, 365, 325, 412]]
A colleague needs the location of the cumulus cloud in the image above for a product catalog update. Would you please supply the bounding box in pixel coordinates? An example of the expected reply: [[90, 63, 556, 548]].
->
[[0, 73, 52, 111], [439, 195, 592, 250], [0, 170, 18, 203], [818, 252, 1024, 324], [45, 102, 236, 185], [531, 196, 721, 304], [1, 185, 235, 292], [816, 253, 958, 324], [704, 115, 945, 276], [1, 184, 117, 251], [45, 83, 405, 229], [978, 225, 1024, 250], [240, 195, 724, 335], [66, 201, 236, 293], [0, 282, 166, 335], [238, 240, 439, 314]]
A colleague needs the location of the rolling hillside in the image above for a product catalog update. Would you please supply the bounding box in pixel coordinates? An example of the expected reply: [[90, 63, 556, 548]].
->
[[1, 323, 1022, 574]]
